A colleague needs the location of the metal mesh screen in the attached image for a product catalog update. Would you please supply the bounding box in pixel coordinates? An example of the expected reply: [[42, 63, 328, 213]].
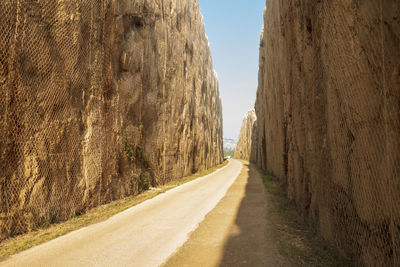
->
[[253, 1, 400, 266], [0, 0, 115, 240], [0, 0, 224, 242]]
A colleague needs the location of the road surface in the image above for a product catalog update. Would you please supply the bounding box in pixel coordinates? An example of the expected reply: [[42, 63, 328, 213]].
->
[[1, 159, 282, 267]]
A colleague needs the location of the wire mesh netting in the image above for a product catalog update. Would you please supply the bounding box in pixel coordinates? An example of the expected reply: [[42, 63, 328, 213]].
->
[[0, 0, 224, 242], [253, 1, 400, 266], [0, 0, 117, 239]]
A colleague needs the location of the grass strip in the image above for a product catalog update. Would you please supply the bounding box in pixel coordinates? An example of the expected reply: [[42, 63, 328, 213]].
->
[[255, 165, 354, 267], [0, 160, 229, 260]]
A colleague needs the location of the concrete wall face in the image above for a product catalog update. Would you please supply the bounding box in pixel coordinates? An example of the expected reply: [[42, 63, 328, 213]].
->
[[0, 0, 223, 240], [254, 1, 400, 265]]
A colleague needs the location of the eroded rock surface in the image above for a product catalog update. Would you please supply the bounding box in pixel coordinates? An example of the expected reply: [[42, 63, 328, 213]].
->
[[254, 1, 400, 266], [234, 110, 256, 161], [0, 0, 223, 240]]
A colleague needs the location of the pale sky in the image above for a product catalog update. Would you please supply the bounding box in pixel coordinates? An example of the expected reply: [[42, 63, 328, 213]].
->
[[199, 0, 265, 140]]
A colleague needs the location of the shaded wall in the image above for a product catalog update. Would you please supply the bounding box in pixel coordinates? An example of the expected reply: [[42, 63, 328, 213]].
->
[[254, 1, 400, 265], [0, 0, 223, 240]]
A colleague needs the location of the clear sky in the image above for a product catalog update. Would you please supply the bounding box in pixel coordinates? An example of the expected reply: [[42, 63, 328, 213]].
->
[[199, 0, 266, 141]]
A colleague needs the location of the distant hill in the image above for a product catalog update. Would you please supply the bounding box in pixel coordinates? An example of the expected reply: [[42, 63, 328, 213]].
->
[[223, 138, 236, 158], [223, 138, 237, 151]]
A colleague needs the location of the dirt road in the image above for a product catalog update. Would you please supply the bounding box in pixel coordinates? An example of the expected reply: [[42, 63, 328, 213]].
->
[[2, 160, 283, 266]]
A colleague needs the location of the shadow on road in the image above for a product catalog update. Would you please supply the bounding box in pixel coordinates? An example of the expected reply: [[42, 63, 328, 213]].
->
[[163, 160, 351, 266], [218, 162, 283, 266], [219, 162, 353, 267]]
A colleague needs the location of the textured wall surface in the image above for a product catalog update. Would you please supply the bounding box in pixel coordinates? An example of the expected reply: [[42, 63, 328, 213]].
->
[[0, 0, 223, 240], [254, 1, 400, 265], [234, 110, 256, 161]]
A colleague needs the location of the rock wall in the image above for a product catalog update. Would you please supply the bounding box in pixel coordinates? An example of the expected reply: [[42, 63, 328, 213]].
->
[[254, 1, 400, 265], [234, 110, 256, 161], [0, 0, 223, 240]]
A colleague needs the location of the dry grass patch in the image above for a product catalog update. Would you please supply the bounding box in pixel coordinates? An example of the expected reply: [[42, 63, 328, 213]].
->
[[0, 160, 228, 260], [255, 165, 354, 267]]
